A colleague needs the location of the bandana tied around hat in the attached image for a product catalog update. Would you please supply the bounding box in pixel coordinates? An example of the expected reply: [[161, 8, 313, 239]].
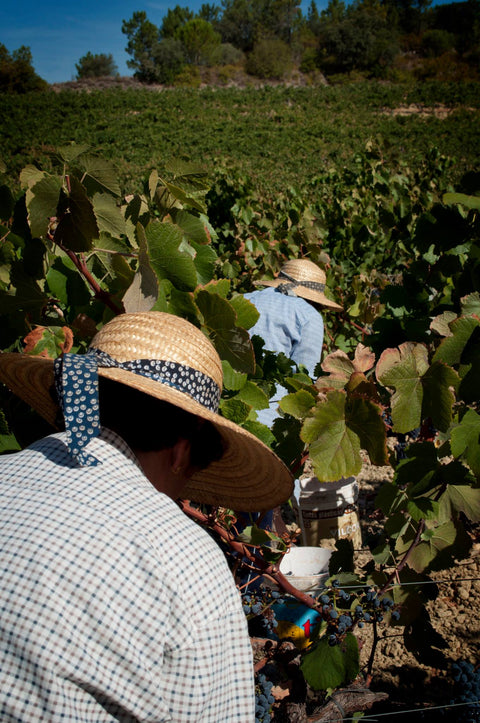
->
[[53, 348, 221, 466], [276, 270, 326, 296]]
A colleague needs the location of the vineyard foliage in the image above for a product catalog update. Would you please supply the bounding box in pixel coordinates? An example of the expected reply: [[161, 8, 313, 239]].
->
[[1, 132, 480, 706]]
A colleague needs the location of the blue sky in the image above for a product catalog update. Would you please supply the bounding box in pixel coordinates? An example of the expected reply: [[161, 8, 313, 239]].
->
[[2, 0, 459, 84]]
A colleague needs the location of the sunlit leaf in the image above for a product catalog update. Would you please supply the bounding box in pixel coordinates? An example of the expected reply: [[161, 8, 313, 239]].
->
[[301, 632, 359, 691]]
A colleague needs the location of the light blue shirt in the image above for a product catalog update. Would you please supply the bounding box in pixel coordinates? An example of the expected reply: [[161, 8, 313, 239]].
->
[[245, 287, 324, 427]]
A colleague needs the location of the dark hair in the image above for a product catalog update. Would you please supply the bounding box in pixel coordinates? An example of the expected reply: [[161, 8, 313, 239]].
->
[[98, 378, 225, 470]]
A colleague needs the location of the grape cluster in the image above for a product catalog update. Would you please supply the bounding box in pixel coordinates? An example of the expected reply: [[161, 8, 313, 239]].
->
[[450, 660, 480, 722], [255, 672, 275, 723], [242, 589, 280, 637], [319, 582, 400, 646]]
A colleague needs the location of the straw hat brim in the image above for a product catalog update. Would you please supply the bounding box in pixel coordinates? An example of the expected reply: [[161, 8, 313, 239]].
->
[[0, 353, 293, 512], [254, 279, 343, 311]]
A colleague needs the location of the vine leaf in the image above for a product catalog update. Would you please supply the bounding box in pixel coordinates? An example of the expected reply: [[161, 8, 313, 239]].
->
[[23, 325, 73, 358], [144, 220, 197, 291], [81, 154, 121, 197], [397, 520, 470, 573], [26, 174, 62, 239], [279, 389, 317, 419], [376, 343, 458, 433], [122, 226, 158, 313], [440, 484, 480, 522], [54, 177, 99, 252], [195, 289, 255, 374], [376, 343, 428, 433], [92, 193, 127, 238], [234, 381, 270, 410], [301, 390, 362, 481], [300, 632, 359, 691], [450, 409, 480, 477]]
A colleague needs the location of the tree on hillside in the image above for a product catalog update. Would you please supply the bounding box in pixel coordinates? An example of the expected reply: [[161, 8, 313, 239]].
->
[[175, 18, 221, 64], [160, 5, 194, 38], [319, 1, 399, 74], [218, 0, 257, 51], [122, 11, 162, 81], [122, 11, 186, 83], [0, 44, 47, 92], [198, 3, 221, 24], [75, 52, 118, 79]]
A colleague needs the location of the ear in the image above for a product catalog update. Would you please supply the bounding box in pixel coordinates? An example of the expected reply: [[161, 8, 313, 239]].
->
[[171, 438, 192, 476]]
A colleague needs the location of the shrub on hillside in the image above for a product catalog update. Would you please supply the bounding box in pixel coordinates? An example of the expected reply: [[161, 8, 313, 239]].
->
[[75, 52, 118, 79], [245, 37, 292, 79], [420, 29, 456, 57], [0, 44, 47, 92]]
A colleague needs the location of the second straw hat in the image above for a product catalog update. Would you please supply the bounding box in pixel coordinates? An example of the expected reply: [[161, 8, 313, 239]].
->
[[255, 259, 342, 311]]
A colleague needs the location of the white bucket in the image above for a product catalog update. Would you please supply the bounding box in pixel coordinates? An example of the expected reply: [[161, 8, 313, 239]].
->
[[279, 546, 332, 592], [294, 476, 362, 548]]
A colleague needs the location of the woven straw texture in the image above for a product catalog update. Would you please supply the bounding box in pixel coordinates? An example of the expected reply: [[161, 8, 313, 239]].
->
[[0, 312, 293, 511], [255, 258, 342, 310]]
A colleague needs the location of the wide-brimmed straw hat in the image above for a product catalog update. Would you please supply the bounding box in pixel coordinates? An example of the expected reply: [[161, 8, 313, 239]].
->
[[254, 259, 342, 311], [0, 312, 293, 511]]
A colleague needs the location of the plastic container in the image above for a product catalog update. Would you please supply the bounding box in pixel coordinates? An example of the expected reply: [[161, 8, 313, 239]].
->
[[294, 476, 362, 548], [279, 545, 332, 592]]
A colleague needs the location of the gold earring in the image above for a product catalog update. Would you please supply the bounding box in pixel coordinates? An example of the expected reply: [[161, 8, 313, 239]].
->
[[172, 465, 183, 475]]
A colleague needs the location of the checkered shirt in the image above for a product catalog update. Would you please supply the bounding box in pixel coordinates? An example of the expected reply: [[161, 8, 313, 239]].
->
[[0, 429, 255, 722]]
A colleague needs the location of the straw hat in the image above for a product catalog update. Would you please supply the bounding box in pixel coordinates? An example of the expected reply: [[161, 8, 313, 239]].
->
[[255, 259, 342, 311], [0, 312, 293, 511]]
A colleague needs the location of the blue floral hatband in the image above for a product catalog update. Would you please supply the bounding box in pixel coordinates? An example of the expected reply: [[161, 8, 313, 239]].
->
[[53, 348, 221, 466]]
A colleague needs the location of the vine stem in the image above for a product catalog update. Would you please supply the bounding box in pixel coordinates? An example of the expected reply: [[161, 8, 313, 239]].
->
[[49, 234, 124, 316], [180, 501, 321, 609]]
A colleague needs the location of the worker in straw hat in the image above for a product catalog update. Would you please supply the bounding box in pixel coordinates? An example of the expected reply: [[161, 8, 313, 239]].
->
[[245, 257, 342, 429], [0, 311, 293, 722], [241, 258, 342, 548]]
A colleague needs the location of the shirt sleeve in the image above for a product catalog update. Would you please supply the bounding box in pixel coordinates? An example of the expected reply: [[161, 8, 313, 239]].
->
[[290, 311, 324, 378]]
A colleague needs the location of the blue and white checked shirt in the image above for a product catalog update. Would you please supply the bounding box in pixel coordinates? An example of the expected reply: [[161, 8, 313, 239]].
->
[[245, 287, 324, 427], [0, 429, 255, 722]]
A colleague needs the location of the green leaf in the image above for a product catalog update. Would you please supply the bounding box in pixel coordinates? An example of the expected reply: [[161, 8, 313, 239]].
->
[[202, 279, 231, 299], [164, 181, 206, 213], [443, 192, 480, 210], [301, 632, 359, 691], [451, 409, 480, 477], [279, 389, 317, 419], [222, 360, 247, 391], [421, 361, 458, 432], [54, 177, 99, 252], [57, 143, 91, 163], [375, 482, 407, 515], [376, 343, 429, 434], [26, 175, 62, 238], [407, 498, 440, 522], [345, 395, 389, 466], [144, 221, 198, 291], [439, 483, 480, 522], [397, 520, 467, 573], [46, 256, 91, 309], [81, 154, 121, 197], [229, 294, 260, 330], [190, 241, 217, 285], [241, 419, 275, 446], [219, 397, 250, 423], [0, 433, 21, 453], [461, 292, 480, 317], [301, 391, 362, 482], [235, 381, 269, 410], [433, 316, 480, 366], [174, 210, 211, 244], [195, 289, 255, 374], [92, 193, 126, 238]]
